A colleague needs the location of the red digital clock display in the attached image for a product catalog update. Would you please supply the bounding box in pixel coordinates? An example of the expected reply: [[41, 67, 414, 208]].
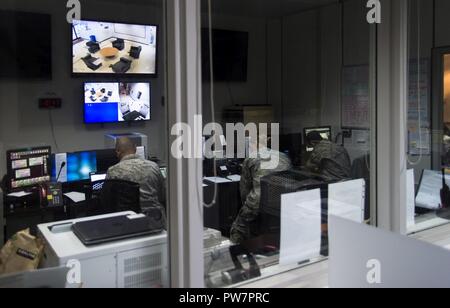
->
[[39, 98, 62, 109]]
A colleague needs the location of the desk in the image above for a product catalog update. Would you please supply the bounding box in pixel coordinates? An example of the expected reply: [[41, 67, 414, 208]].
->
[[203, 177, 242, 238], [2, 183, 91, 241]]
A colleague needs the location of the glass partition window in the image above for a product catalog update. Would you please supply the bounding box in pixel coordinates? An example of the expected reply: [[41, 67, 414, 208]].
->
[[201, 0, 376, 287], [406, 0, 450, 234]]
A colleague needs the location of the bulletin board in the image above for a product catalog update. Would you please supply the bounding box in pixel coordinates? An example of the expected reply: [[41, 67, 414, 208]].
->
[[341, 65, 370, 129], [407, 58, 431, 156]]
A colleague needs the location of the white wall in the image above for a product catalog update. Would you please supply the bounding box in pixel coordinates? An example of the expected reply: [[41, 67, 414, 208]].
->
[[202, 0, 371, 163], [0, 0, 166, 178], [201, 13, 268, 124]]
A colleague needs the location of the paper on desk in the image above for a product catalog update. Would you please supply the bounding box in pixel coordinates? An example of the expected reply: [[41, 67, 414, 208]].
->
[[407, 169, 416, 228], [204, 177, 231, 184], [280, 189, 322, 266], [227, 175, 241, 182], [7, 191, 32, 198], [64, 192, 86, 203], [328, 179, 365, 223], [416, 170, 449, 210]]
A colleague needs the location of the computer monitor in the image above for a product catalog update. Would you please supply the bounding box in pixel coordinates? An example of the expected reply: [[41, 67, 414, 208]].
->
[[280, 133, 303, 166], [52, 151, 98, 183], [72, 19, 158, 76], [6, 146, 51, 190], [84, 82, 151, 124], [304, 126, 332, 152]]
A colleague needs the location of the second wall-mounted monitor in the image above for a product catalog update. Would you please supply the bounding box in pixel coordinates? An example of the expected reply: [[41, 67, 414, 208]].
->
[[72, 19, 158, 76], [84, 82, 151, 124]]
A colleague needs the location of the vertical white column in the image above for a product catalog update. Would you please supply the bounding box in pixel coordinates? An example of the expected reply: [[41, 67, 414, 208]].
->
[[166, 0, 204, 287], [377, 0, 409, 234]]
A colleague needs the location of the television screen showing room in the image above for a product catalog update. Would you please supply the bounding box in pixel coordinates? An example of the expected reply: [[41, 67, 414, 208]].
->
[[72, 20, 157, 75], [84, 82, 151, 123]]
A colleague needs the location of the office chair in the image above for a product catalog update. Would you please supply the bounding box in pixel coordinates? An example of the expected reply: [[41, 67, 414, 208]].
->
[[86, 41, 100, 53], [129, 46, 142, 59], [122, 110, 142, 121], [259, 170, 329, 236], [120, 102, 130, 116], [110, 57, 132, 74], [98, 179, 141, 214], [351, 154, 370, 221], [139, 104, 150, 118], [112, 38, 125, 50], [82, 54, 102, 71]]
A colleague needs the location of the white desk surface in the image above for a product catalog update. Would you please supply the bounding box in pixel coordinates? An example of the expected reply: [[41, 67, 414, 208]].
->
[[38, 211, 167, 260]]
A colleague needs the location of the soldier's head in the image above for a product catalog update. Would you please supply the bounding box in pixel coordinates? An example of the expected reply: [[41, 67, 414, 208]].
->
[[115, 137, 137, 160]]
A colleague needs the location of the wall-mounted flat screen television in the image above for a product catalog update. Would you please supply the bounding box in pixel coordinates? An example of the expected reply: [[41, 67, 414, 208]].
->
[[84, 82, 151, 124], [72, 19, 157, 76], [201, 28, 249, 82], [0, 10, 52, 79]]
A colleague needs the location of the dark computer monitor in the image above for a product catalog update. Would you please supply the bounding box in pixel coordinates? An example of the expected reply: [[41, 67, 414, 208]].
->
[[6, 146, 51, 190], [304, 126, 332, 152], [96, 149, 119, 173], [280, 133, 303, 166]]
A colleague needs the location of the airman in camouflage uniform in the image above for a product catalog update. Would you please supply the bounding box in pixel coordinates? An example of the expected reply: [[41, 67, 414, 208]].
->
[[230, 148, 292, 244], [106, 138, 166, 224], [306, 132, 351, 181]]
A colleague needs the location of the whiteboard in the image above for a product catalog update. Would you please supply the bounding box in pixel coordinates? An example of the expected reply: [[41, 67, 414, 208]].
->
[[341, 65, 370, 129]]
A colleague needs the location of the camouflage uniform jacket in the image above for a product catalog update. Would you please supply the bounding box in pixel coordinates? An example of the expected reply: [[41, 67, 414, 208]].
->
[[230, 149, 292, 244], [106, 154, 166, 215], [306, 140, 351, 181]]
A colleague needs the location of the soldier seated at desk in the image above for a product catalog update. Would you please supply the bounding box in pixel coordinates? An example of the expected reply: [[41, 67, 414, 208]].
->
[[230, 135, 292, 244], [305, 131, 352, 182], [106, 137, 166, 225]]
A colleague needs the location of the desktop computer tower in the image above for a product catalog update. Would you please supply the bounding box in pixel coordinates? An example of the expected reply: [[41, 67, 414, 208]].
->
[[105, 133, 148, 158]]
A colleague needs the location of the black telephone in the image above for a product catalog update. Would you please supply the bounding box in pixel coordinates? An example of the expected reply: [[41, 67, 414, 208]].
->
[[40, 183, 63, 207]]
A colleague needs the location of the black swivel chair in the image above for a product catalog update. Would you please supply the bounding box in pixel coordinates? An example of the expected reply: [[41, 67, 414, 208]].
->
[[110, 57, 132, 74], [82, 54, 102, 71], [351, 154, 371, 221], [129, 46, 142, 59], [98, 179, 141, 215], [259, 170, 328, 236], [86, 41, 100, 53], [112, 38, 125, 50]]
